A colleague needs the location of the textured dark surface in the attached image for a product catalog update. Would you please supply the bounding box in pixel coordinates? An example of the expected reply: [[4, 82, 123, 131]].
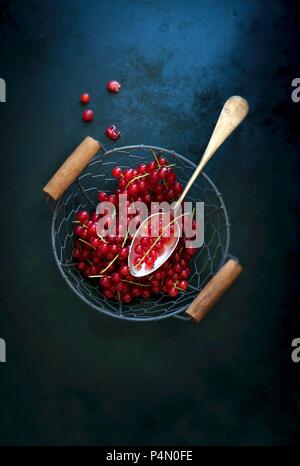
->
[[0, 0, 300, 445]]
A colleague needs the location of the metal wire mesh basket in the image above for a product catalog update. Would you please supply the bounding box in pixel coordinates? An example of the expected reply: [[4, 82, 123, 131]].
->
[[45, 140, 238, 322]]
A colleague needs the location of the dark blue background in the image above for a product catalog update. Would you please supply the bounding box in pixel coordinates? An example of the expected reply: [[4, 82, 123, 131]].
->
[[0, 0, 300, 445]]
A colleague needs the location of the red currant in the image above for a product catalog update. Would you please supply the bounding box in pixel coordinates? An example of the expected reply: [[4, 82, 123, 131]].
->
[[122, 293, 132, 304], [105, 125, 121, 140], [100, 276, 111, 288], [112, 166, 123, 178], [80, 93, 90, 104], [137, 163, 148, 175], [82, 109, 94, 122], [76, 210, 89, 223], [106, 80, 121, 93], [73, 155, 194, 304]]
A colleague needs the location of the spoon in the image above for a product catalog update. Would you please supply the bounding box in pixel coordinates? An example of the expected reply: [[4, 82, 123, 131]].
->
[[128, 96, 249, 277]]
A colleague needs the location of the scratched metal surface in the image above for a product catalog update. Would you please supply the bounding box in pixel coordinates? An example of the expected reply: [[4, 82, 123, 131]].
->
[[0, 0, 299, 445]]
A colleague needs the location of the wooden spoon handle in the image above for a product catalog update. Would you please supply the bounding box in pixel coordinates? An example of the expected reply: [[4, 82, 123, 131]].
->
[[185, 259, 242, 322], [197, 96, 249, 171], [43, 136, 100, 201], [175, 96, 249, 210]]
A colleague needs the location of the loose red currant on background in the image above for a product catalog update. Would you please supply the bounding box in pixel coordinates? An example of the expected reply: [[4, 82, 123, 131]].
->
[[106, 80, 121, 93], [82, 109, 94, 122], [80, 93, 90, 104], [105, 125, 121, 140]]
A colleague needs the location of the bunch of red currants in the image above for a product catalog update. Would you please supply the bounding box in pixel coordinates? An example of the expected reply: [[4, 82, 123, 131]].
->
[[72, 156, 198, 303]]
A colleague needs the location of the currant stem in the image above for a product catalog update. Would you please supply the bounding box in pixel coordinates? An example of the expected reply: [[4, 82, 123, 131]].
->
[[125, 173, 149, 190], [152, 151, 161, 168], [100, 254, 119, 274], [122, 229, 129, 247], [98, 234, 108, 244], [121, 279, 150, 287], [88, 275, 150, 288], [79, 238, 96, 249]]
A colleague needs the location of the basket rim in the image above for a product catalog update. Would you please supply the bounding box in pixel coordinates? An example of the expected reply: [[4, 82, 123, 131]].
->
[[51, 144, 230, 321]]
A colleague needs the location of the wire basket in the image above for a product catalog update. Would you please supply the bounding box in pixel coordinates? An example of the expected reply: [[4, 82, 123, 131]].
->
[[48, 142, 233, 322]]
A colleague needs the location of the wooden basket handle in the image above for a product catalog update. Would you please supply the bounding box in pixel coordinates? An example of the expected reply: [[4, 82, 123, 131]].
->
[[185, 259, 242, 322], [43, 136, 101, 201]]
